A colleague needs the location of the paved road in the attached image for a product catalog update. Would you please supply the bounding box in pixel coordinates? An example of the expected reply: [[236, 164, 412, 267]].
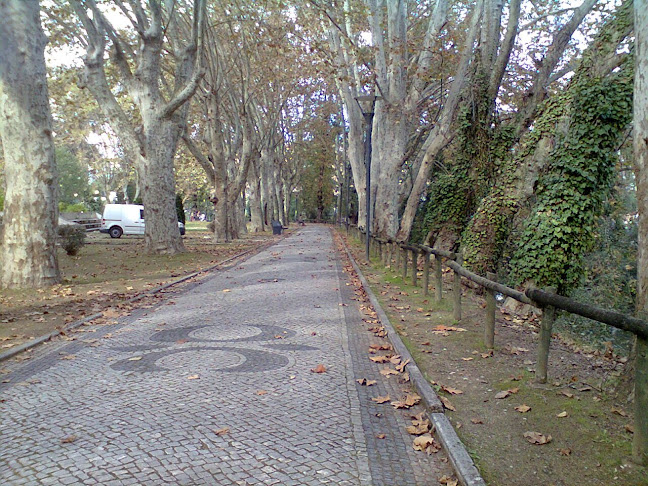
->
[[1, 226, 452, 485]]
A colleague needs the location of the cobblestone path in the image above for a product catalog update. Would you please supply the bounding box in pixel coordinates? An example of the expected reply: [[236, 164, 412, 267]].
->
[[1, 226, 452, 485]]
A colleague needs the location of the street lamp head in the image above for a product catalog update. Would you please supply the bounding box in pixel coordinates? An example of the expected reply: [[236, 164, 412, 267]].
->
[[355, 94, 379, 117]]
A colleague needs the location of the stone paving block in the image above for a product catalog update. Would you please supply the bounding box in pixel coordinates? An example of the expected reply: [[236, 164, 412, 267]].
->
[[1, 226, 453, 485]]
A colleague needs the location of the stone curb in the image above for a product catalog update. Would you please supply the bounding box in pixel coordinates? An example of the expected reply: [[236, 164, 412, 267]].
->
[[343, 245, 486, 486], [0, 233, 286, 363]]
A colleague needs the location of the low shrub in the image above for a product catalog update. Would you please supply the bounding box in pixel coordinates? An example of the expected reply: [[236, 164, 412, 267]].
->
[[58, 224, 86, 256], [59, 202, 90, 213]]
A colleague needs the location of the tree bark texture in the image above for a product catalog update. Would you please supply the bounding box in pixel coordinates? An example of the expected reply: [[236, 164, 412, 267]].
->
[[0, 0, 61, 288], [634, 0, 648, 465]]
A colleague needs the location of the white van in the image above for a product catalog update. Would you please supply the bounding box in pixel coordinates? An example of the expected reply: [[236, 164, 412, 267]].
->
[[100, 204, 185, 238]]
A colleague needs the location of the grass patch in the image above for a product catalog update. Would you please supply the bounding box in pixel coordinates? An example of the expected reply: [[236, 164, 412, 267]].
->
[[0, 227, 278, 349], [340, 230, 647, 485]]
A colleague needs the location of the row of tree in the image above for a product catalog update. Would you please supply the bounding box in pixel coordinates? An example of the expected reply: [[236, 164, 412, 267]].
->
[[0, 0, 344, 288], [0, 0, 647, 462]]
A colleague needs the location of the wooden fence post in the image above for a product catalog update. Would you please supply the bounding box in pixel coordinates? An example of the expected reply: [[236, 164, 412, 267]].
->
[[385, 241, 392, 268], [453, 253, 463, 321], [435, 255, 443, 302], [394, 243, 400, 270], [411, 250, 418, 287], [387, 242, 393, 268], [536, 286, 557, 384], [402, 247, 408, 280], [423, 252, 430, 296], [634, 336, 648, 464], [485, 272, 496, 349]]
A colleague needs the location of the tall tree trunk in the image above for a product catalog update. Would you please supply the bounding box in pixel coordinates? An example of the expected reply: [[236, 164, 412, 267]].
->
[[0, 0, 60, 288], [248, 160, 264, 232], [140, 116, 185, 254], [633, 0, 648, 465], [372, 103, 409, 237]]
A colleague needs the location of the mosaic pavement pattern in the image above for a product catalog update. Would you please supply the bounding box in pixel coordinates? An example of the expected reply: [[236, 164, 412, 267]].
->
[[0, 226, 451, 485]]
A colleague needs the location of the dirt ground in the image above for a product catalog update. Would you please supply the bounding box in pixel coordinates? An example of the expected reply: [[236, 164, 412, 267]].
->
[[0, 225, 280, 352], [340, 230, 648, 486]]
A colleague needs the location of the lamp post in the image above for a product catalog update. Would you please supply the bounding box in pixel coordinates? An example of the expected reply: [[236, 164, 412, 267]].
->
[[355, 94, 378, 262], [344, 159, 350, 235]]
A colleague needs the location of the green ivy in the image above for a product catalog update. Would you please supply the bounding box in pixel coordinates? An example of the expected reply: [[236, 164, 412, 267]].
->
[[461, 93, 570, 273], [416, 79, 503, 244], [510, 69, 633, 293]]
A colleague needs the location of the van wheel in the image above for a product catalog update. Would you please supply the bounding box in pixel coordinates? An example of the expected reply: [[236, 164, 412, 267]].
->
[[109, 226, 123, 238]]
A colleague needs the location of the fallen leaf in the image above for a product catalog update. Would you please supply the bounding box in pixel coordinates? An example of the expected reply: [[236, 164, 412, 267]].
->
[[625, 424, 634, 434], [391, 394, 421, 409], [433, 325, 467, 332], [441, 385, 463, 395], [560, 390, 574, 398], [376, 433, 386, 439], [369, 344, 393, 351], [61, 435, 77, 444], [556, 411, 569, 418], [214, 427, 230, 436], [187, 375, 200, 380], [311, 364, 327, 373], [611, 407, 628, 417], [60, 355, 76, 361], [439, 475, 458, 486], [396, 359, 410, 373], [439, 396, 456, 411], [470, 418, 484, 424], [515, 405, 532, 413], [495, 388, 518, 399], [406, 420, 431, 435], [380, 368, 399, 376], [523, 431, 552, 445], [461, 357, 474, 361], [127, 356, 142, 361], [369, 356, 391, 363], [356, 378, 377, 386], [103, 308, 121, 318], [413, 434, 440, 453], [256, 390, 268, 396], [372, 395, 391, 404], [559, 448, 572, 456], [222, 289, 231, 293]]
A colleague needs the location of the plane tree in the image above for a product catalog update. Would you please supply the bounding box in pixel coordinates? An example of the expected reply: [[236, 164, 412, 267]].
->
[[0, 0, 61, 288], [62, 0, 206, 255]]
